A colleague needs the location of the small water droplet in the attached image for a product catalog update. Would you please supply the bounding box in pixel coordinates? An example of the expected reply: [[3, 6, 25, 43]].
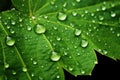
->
[[5, 63, 9, 68], [56, 37, 61, 41], [81, 70, 85, 74], [56, 75, 60, 79], [12, 70, 16, 75], [68, 67, 73, 71], [117, 33, 120, 37], [102, 6, 106, 11], [51, 51, 61, 61], [72, 11, 77, 16], [99, 16, 104, 21], [22, 67, 27, 72], [27, 26, 32, 31], [103, 50, 108, 55], [63, 2, 67, 7], [57, 12, 67, 21], [33, 61, 37, 65], [35, 24, 46, 34], [11, 21, 16, 25], [75, 29, 81, 36], [94, 61, 98, 64], [31, 73, 35, 77], [6, 36, 15, 46], [81, 39, 88, 48], [64, 51, 68, 56], [111, 13, 116, 17], [10, 29, 15, 34], [32, 16, 36, 20], [76, 0, 81, 3]]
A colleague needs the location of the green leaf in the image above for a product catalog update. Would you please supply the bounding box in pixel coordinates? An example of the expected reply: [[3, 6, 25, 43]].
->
[[0, 0, 120, 80]]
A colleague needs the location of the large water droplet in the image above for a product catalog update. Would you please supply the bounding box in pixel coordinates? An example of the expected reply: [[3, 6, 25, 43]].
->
[[6, 36, 15, 46], [81, 39, 88, 48], [22, 67, 27, 72], [75, 29, 81, 36], [35, 24, 46, 34], [57, 12, 67, 21], [51, 51, 61, 61]]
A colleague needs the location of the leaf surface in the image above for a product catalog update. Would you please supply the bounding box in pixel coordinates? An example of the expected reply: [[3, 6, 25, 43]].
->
[[0, 0, 120, 80]]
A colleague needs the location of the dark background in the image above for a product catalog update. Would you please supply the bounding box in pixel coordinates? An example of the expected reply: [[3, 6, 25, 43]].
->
[[0, 0, 120, 80]]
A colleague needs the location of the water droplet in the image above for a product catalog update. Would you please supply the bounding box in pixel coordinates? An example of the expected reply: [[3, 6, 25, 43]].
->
[[75, 29, 81, 36], [56, 37, 61, 41], [99, 16, 104, 21], [63, 2, 67, 7], [56, 75, 60, 79], [10, 29, 15, 34], [35, 24, 46, 34], [64, 51, 68, 56], [22, 67, 27, 72], [76, 0, 81, 2], [111, 13, 116, 17], [27, 26, 32, 31], [32, 16, 36, 20], [72, 11, 77, 16], [94, 61, 98, 64], [11, 21, 16, 25], [57, 12, 67, 21], [5, 63, 9, 68], [51, 51, 61, 62], [33, 61, 37, 65], [117, 33, 120, 37], [102, 6, 106, 11], [6, 36, 15, 46], [31, 73, 35, 77], [103, 50, 108, 55], [68, 67, 73, 71], [81, 70, 85, 74], [12, 70, 16, 75], [81, 39, 88, 48]]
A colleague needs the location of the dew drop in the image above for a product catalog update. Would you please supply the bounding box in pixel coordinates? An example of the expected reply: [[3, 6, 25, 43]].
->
[[117, 33, 120, 37], [103, 50, 108, 55], [33, 61, 37, 65], [75, 29, 81, 36], [6, 36, 15, 46], [94, 60, 98, 64], [56, 75, 60, 79], [11, 21, 16, 25], [81, 70, 85, 74], [64, 51, 68, 56], [31, 73, 35, 77], [111, 13, 116, 17], [56, 37, 61, 41], [99, 16, 104, 21], [22, 67, 27, 72], [68, 67, 73, 71], [72, 11, 77, 16], [81, 39, 88, 48], [32, 16, 36, 20], [35, 24, 46, 34], [57, 12, 67, 21], [51, 51, 61, 61], [27, 26, 32, 31], [102, 6, 106, 11], [76, 0, 81, 2], [12, 70, 16, 75], [5, 63, 9, 68]]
